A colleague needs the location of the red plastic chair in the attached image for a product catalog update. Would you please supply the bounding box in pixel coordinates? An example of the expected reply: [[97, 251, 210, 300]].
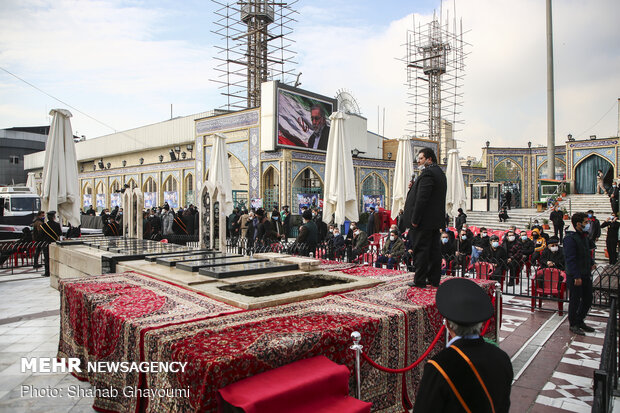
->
[[531, 268, 566, 315], [474, 261, 504, 287]]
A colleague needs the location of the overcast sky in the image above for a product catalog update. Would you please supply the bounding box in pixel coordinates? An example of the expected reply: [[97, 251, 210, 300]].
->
[[1, 0, 618, 159]]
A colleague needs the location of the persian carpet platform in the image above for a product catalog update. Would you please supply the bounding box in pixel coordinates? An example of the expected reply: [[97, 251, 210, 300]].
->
[[57, 268, 496, 413], [57, 272, 240, 413]]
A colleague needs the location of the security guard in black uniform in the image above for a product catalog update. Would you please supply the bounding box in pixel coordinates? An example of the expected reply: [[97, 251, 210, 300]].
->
[[40, 211, 62, 277], [414, 278, 513, 412]]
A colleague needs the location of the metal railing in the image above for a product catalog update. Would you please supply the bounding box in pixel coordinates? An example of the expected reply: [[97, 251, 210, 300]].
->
[[0, 240, 50, 274], [592, 295, 618, 413]]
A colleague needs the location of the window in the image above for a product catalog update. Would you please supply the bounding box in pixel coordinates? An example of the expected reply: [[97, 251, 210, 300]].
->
[[9, 156, 19, 164]]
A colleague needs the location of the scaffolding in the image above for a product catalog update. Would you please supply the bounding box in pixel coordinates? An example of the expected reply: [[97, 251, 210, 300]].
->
[[211, 0, 299, 110], [405, 11, 468, 162]]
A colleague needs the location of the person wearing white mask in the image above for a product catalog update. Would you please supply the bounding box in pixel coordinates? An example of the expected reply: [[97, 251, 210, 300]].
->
[[481, 235, 507, 282], [375, 230, 405, 269], [503, 230, 523, 286], [540, 236, 565, 271]]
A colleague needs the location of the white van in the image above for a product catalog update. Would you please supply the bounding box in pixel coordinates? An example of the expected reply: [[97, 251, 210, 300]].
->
[[0, 187, 41, 217]]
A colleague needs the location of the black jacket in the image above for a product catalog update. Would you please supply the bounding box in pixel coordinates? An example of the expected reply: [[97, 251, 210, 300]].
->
[[540, 247, 566, 270], [549, 210, 564, 226], [564, 230, 593, 280], [40, 220, 62, 242], [414, 337, 513, 413], [399, 164, 447, 232], [602, 219, 620, 244]]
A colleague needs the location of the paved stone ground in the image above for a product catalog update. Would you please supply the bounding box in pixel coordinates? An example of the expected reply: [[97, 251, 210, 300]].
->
[[0, 266, 618, 412]]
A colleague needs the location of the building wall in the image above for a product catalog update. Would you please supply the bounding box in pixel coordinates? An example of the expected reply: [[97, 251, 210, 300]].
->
[[0, 130, 47, 186]]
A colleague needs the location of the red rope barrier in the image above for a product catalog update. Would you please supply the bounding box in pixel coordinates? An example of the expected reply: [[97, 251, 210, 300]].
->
[[480, 295, 496, 337], [361, 325, 446, 373]]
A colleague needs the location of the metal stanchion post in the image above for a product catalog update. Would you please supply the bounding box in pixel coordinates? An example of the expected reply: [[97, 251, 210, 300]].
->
[[444, 319, 450, 345], [495, 282, 502, 343], [350, 331, 363, 400]]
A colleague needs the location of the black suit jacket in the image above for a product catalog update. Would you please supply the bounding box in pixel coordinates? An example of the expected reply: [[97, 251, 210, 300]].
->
[[414, 337, 513, 413], [307, 126, 329, 151], [399, 164, 447, 232]]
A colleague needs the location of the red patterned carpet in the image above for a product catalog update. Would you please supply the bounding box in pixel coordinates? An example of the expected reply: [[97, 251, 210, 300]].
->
[[57, 268, 496, 413], [58, 272, 240, 413]]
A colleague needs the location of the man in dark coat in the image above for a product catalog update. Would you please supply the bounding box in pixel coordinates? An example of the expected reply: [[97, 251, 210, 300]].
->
[[564, 212, 596, 336], [414, 278, 513, 413], [399, 147, 447, 287], [295, 210, 318, 256], [306, 105, 329, 151], [608, 181, 619, 215], [40, 211, 62, 278], [366, 206, 377, 237], [601, 213, 620, 265], [549, 205, 565, 243]]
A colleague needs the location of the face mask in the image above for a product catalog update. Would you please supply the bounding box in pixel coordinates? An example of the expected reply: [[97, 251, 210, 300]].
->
[[461, 235, 467, 240], [521, 235, 528, 241], [354, 230, 359, 236], [273, 216, 278, 220], [584, 223, 591, 232], [533, 222, 539, 226], [441, 238, 449, 244], [492, 241, 500, 248], [549, 246, 559, 252], [481, 233, 487, 237], [329, 228, 333, 233], [333, 232, 340, 237], [533, 233, 539, 239], [588, 214, 593, 218], [507, 236, 515, 242], [390, 235, 396, 241]]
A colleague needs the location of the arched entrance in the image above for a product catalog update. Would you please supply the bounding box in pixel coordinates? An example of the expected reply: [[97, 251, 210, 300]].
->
[[292, 167, 323, 214], [262, 167, 280, 211], [493, 159, 523, 208], [575, 154, 614, 194], [360, 173, 386, 212]]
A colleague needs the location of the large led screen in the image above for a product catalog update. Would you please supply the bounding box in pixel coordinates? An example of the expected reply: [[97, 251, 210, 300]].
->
[[277, 86, 336, 152]]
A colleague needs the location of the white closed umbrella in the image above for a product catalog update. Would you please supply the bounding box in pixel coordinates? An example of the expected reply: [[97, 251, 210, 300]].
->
[[390, 136, 415, 219], [26, 172, 36, 193], [322, 111, 358, 226], [205, 133, 233, 250], [445, 149, 467, 219], [41, 109, 80, 226]]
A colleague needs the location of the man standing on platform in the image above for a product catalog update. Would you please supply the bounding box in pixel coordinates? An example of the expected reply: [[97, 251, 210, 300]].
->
[[399, 147, 447, 287], [564, 212, 596, 336], [414, 278, 513, 412]]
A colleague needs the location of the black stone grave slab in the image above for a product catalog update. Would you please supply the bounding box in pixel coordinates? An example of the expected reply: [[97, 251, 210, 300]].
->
[[144, 250, 212, 262], [198, 261, 299, 278], [176, 256, 266, 272], [155, 252, 231, 266]]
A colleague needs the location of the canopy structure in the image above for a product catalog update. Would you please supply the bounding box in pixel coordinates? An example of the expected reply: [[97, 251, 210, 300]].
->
[[390, 136, 415, 219], [205, 133, 233, 250], [445, 149, 467, 219], [322, 111, 358, 226], [41, 109, 80, 226]]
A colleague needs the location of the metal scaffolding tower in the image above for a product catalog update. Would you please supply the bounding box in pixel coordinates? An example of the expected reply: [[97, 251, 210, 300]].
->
[[211, 0, 298, 110], [405, 12, 467, 162]]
